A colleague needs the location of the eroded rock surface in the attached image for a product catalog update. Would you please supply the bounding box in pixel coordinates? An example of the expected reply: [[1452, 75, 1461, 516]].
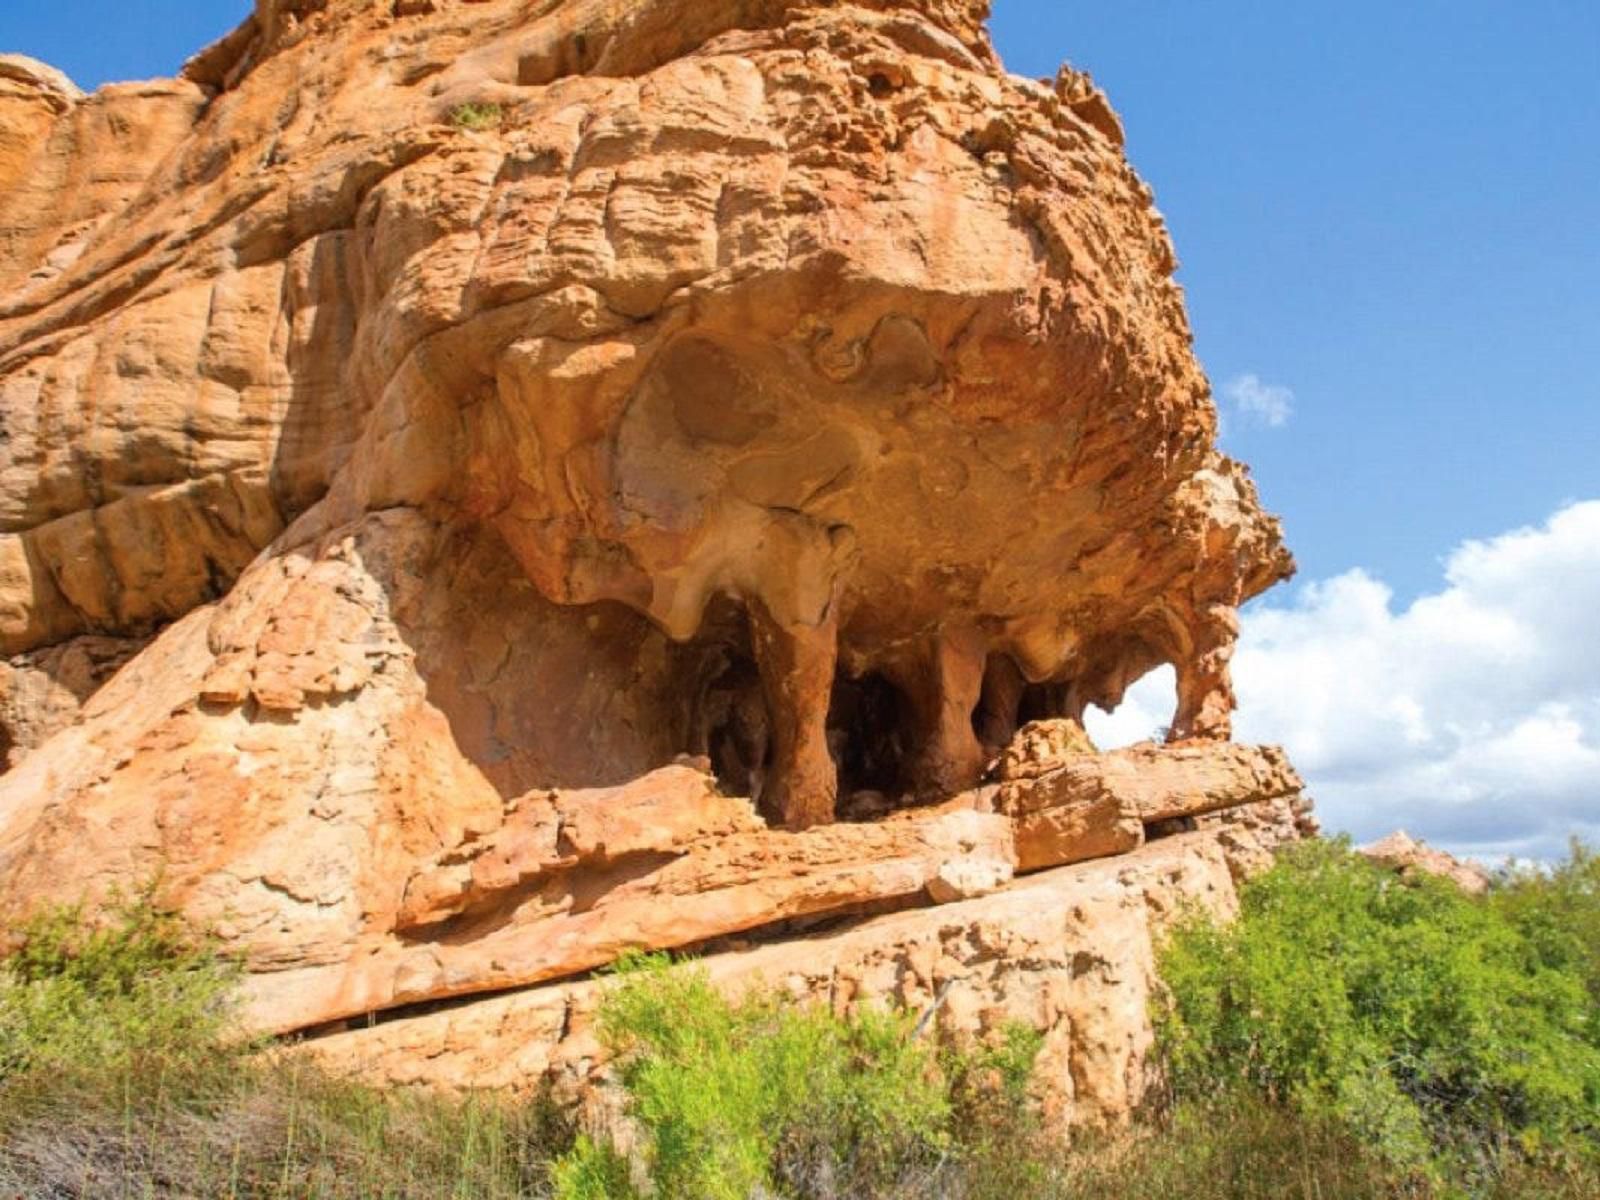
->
[[304, 825, 1303, 1128], [1362, 830, 1491, 896], [1, 0, 1290, 826], [0, 0, 1305, 1123]]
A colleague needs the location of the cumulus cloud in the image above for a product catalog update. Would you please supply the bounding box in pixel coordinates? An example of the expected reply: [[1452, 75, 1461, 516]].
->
[[1086, 501, 1600, 862], [1222, 373, 1295, 428]]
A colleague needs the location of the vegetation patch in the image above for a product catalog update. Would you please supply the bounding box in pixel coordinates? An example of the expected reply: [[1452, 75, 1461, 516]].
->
[[0, 887, 238, 1081], [552, 952, 1035, 1199], [1157, 838, 1600, 1189], [450, 101, 504, 131], [0, 896, 570, 1198], [2, 844, 1597, 1197]]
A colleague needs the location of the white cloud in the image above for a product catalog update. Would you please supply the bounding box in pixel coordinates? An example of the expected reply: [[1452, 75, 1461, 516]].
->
[[1222, 373, 1295, 428], [1086, 500, 1600, 862]]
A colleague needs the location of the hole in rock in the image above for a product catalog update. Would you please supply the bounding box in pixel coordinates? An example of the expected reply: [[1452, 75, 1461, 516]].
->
[[826, 671, 916, 815], [868, 72, 898, 99], [1145, 815, 1199, 843], [1082, 663, 1178, 749], [686, 603, 921, 818]]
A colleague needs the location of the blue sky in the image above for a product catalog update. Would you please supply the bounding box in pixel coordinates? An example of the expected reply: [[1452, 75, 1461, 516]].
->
[[4, 2, 1597, 857], [992, 1, 1600, 601]]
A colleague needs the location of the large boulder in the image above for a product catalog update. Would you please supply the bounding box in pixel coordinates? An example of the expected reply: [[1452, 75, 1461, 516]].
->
[[1, 0, 1290, 828]]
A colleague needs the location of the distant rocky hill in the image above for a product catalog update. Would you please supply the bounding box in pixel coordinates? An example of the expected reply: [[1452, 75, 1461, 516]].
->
[[0, 0, 1301, 1126]]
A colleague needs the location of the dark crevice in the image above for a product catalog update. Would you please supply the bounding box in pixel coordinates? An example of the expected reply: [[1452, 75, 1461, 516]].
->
[[867, 72, 899, 99], [827, 670, 915, 809], [687, 601, 921, 816], [1145, 816, 1198, 843], [1017, 680, 1071, 726]]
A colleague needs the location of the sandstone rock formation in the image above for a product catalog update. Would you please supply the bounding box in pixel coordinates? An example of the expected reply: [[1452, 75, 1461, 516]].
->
[[0, 0, 1303, 1122], [303, 822, 1310, 1129], [1362, 830, 1491, 896]]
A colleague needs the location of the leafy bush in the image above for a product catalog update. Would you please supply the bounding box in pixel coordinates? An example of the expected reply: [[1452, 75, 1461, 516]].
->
[[555, 953, 974, 1199], [0, 889, 240, 1081], [1157, 839, 1600, 1185], [1494, 838, 1600, 1008]]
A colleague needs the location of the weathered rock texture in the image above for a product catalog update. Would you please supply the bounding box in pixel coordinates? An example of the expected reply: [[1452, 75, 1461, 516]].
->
[[1362, 831, 1491, 896], [304, 822, 1311, 1128], [0, 0, 1302, 1122]]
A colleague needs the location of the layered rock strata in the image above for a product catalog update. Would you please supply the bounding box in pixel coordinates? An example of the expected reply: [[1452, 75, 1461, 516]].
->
[[304, 821, 1311, 1127]]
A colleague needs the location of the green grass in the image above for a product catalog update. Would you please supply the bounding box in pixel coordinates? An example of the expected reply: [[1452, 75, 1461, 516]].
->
[[3, 842, 1598, 1198]]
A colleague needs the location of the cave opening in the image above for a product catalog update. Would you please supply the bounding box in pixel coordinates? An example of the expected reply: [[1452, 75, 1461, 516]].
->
[[826, 670, 915, 816], [687, 607, 767, 803], [1017, 680, 1071, 726], [687, 606, 920, 821], [969, 652, 1094, 760]]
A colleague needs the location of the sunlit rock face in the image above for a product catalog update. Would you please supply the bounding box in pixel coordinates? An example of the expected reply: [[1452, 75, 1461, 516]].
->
[[0, 0, 1301, 1088], [0, 0, 1290, 826]]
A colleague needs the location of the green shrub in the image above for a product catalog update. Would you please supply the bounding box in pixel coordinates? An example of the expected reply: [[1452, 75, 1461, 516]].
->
[[0, 894, 573, 1198], [1157, 838, 1600, 1185], [0, 888, 241, 1081], [450, 101, 504, 130], [551, 1135, 640, 1199], [1493, 838, 1600, 1008], [556, 953, 969, 1200]]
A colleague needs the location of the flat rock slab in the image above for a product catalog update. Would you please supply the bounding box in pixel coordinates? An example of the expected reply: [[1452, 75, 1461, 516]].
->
[[301, 826, 1292, 1129]]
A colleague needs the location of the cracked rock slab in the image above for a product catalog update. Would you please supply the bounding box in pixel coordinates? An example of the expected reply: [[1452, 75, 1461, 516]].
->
[[300, 826, 1300, 1130]]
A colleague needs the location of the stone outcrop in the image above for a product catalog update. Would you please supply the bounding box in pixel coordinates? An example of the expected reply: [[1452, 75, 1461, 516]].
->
[[0, 0, 1305, 1126], [303, 824, 1302, 1128], [0, 633, 145, 767], [991, 723, 1305, 871], [1, 0, 1290, 827], [1362, 831, 1491, 896], [0, 579, 1300, 1038]]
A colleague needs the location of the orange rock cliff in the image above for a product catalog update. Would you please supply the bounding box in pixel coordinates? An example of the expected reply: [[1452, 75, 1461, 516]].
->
[[0, 0, 1310, 1123]]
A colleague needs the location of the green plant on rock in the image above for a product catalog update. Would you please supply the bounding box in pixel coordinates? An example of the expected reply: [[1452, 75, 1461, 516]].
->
[[553, 953, 1018, 1200], [450, 101, 504, 130]]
